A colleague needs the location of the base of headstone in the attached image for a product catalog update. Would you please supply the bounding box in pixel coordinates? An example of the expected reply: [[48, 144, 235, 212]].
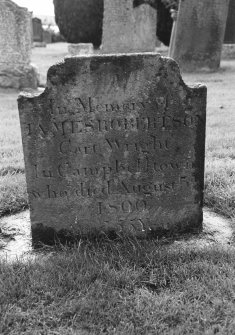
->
[[222, 44, 235, 59], [156, 39, 161, 48], [0, 63, 39, 89], [1, 208, 233, 255], [68, 43, 94, 56], [33, 42, 47, 48]]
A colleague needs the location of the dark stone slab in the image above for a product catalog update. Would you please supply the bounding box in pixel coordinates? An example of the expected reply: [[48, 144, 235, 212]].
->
[[224, 0, 235, 44], [18, 53, 206, 243], [170, 0, 230, 72], [32, 17, 43, 43]]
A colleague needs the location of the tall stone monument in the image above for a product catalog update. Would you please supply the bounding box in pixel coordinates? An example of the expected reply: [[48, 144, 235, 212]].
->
[[169, 0, 230, 71], [102, 0, 157, 53], [18, 53, 206, 244], [0, 0, 38, 89], [224, 0, 235, 44]]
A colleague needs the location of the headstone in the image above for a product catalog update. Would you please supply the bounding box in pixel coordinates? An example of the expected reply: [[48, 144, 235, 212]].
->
[[224, 0, 235, 44], [170, 0, 230, 71], [222, 44, 235, 59], [18, 53, 207, 244], [102, 0, 157, 53], [32, 17, 43, 42], [0, 0, 38, 89], [68, 43, 94, 56], [43, 30, 52, 44]]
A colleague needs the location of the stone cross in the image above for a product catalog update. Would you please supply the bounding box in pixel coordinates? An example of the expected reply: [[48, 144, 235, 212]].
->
[[102, 0, 157, 53]]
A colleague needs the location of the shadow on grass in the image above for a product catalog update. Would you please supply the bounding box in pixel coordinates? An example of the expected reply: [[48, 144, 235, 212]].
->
[[1, 223, 235, 334], [31, 219, 203, 250]]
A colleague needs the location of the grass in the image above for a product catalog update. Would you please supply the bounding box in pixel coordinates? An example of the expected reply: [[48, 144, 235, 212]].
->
[[1, 238, 235, 334], [0, 89, 27, 216]]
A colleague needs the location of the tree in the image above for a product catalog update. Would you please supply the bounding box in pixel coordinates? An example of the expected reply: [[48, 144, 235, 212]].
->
[[53, 0, 103, 48]]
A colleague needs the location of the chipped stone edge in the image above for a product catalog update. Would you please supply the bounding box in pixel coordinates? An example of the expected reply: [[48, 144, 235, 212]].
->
[[18, 53, 207, 101]]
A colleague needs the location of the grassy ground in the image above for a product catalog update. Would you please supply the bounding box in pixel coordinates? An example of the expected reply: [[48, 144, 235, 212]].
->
[[0, 43, 235, 334], [1, 239, 235, 334]]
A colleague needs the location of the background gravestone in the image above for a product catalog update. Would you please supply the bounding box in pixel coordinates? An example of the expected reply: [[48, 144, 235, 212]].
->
[[32, 17, 43, 43], [68, 43, 94, 56], [18, 53, 206, 244], [43, 30, 52, 44], [224, 0, 235, 44], [102, 0, 157, 53], [0, 0, 38, 89], [170, 0, 230, 71]]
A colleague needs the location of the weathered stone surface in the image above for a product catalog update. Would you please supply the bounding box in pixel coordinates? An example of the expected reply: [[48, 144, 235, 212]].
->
[[68, 43, 94, 56], [18, 53, 206, 243], [102, 0, 157, 53], [0, 0, 38, 89], [224, 0, 235, 44], [0, 64, 39, 89], [170, 0, 230, 72]]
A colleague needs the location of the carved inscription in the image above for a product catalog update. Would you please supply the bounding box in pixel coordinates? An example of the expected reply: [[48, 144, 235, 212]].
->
[[33, 159, 193, 180], [24, 114, 202, 137], [27, 97, 197, 218], [29, 175, 193, 199]]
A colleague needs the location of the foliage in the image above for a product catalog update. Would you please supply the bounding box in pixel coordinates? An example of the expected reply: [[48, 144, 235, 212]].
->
[[53, 0, 104, 48]]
